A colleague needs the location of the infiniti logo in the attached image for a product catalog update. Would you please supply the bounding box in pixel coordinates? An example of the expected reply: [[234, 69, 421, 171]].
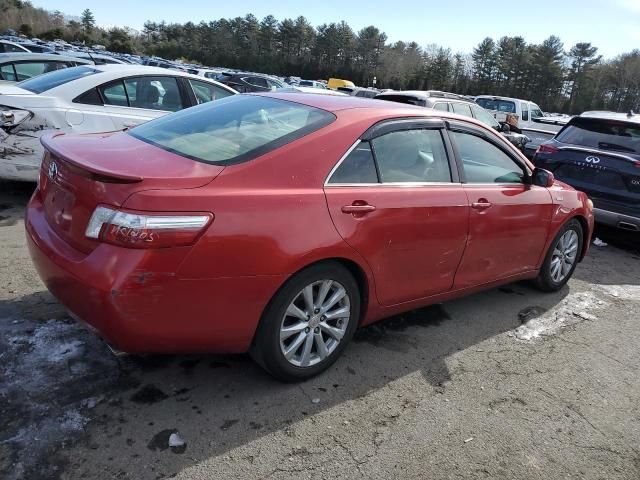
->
[[48, 161, 58, 181], [585, 156, 601, 164]]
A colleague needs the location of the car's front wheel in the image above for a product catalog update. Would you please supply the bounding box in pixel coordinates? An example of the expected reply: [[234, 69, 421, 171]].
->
[[534, 219, 583, 292], [251, 262, 360, 382]]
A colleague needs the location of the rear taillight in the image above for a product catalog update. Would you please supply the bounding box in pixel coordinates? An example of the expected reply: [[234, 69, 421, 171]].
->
[[536, 144, 559, 155], [85, 206, 212, 249]]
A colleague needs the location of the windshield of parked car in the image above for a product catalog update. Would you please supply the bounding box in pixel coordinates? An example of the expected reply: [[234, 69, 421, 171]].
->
[[556, 118, 640, 154], [18, 66, 99, 93], [129, 95, 336, 164], [475, 98, 516, 114]]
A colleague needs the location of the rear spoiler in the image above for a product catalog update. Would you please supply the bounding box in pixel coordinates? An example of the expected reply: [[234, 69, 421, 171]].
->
[[40, 131, 143, 182]]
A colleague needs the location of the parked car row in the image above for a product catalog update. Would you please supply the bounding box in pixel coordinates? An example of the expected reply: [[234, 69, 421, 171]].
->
[[0, 64, 236, 181]]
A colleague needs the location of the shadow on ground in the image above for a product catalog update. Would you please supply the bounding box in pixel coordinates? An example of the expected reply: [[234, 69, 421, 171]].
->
[[0, 281, 570, 480]]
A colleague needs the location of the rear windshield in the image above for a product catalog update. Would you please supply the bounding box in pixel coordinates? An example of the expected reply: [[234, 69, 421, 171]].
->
[[18, 66, 98, 93], [129, 95, 336, 165], [476, 98, 516, 114], [556, 118, 640, 154]]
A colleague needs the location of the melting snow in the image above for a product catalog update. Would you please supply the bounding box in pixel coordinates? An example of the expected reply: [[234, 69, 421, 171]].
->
[[513, 292, 608, 341]]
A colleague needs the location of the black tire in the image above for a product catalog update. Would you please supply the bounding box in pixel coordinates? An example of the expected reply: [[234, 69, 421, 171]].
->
[[534, 219, 584, 292], [250, 262, 360, 382]]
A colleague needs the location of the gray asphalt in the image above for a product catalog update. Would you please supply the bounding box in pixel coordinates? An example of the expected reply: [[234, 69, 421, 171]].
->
[[0, 179, 638, 480]]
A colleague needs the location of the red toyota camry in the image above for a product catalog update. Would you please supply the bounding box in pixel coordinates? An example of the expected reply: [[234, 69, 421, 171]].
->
[[26, 93, 594, 381]]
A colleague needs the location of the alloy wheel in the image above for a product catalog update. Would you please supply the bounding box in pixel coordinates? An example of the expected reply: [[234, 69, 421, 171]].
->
[[279, 279, 351, 368], [550, 229, 579, 283]]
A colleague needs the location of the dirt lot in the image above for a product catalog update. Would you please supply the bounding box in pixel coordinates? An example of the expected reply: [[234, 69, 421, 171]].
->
[[1, 179, 639, 480]]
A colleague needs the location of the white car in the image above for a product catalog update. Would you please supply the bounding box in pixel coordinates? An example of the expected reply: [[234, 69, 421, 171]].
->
[[0, 64, 237, 181]]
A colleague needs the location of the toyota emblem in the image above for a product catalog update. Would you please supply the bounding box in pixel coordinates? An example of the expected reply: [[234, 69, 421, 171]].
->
[[585, 156, 601, 164], [48, 161, 58, 181]]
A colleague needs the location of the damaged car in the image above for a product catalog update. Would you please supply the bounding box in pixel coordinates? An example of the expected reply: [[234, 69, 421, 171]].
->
[[0, 65, 237, 182], [25, 93, 594, 381]]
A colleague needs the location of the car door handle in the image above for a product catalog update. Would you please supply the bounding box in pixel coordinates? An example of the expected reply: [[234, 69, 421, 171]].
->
[[341, 204, 376, 214], [471, 200, 492, 210]]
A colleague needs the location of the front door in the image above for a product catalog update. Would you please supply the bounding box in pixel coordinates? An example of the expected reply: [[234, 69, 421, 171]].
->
[[324, 123, 469, 306], [448, 128, 553, 289]]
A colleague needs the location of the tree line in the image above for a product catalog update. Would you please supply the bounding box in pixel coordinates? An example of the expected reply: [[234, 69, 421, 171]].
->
[[2, 0, 639, 114]]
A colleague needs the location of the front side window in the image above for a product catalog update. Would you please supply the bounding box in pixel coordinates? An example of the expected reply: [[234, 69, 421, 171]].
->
[[451, 131, 525, 184], [328, 141, 378, 184], [531, 106, 544, 119], [372, 129, 451, 183], [17, 66, 98, 94], [189, 79, 233, 104], [129, 95, 335, 165]]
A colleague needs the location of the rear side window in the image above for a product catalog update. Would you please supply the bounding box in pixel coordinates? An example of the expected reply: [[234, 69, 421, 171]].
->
[[556, 118, 640, 154], [471, 105, 500, 129], [100, 76, 185, 112], [17, 66, 98, 93], [372, 129, 451, 183], [129, 95, 335, 165], [328, 142, 378, 184], [433, 103, 449, 112]]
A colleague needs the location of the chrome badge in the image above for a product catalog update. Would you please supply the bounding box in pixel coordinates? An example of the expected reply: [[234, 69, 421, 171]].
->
[[48, 161, 58, 181], [585, 156, 601, 164]]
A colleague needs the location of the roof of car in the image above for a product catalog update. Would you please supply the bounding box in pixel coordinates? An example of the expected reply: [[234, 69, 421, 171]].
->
[[579, 110, 640, 125], [475, 95, 540, 106], [376, 90, 467, 100], [0, 53, 93, 64], [257, 91, 439, 113]]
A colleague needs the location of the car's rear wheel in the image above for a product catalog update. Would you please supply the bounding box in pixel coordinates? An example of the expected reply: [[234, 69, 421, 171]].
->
[[534, 219, 583, 292], [251, 262, 360, 382]]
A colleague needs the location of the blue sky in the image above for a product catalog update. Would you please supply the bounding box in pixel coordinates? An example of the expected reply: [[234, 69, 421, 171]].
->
[[32, 0, 640, 58]]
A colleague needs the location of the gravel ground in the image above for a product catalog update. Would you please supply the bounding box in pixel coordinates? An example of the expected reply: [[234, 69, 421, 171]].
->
[[0, 179, 639, 480]]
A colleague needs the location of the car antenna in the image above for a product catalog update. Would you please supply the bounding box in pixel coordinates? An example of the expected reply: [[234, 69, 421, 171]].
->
[[86, 50, 98, 65]]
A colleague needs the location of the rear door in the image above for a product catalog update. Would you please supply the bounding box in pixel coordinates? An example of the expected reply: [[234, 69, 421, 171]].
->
[[448, 123, 553, 288], [324, 120, 469, 306]]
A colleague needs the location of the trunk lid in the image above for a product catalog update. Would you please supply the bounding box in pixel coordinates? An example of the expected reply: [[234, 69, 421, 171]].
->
[[39, 131, 224, 253]]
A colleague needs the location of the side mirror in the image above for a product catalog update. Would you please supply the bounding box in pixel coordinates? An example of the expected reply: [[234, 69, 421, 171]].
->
[[501, 123, 511, 133], [532, 168, 555, 188]]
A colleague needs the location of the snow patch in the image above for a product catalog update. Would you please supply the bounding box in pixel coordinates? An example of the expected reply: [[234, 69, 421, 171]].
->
[[597, 284, 640, 301], [513, 292, 608, 341]]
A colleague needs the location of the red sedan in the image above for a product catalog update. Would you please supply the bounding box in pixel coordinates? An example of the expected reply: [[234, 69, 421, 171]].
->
[[26, 93, 594, 381]]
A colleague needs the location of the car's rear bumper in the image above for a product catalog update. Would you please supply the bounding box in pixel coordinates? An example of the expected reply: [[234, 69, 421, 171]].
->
[[25, 190, 286, 353], [594, 208, 640, 232]]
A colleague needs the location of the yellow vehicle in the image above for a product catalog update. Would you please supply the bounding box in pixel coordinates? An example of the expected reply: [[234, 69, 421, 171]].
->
[[327, 78, 355, 90]]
